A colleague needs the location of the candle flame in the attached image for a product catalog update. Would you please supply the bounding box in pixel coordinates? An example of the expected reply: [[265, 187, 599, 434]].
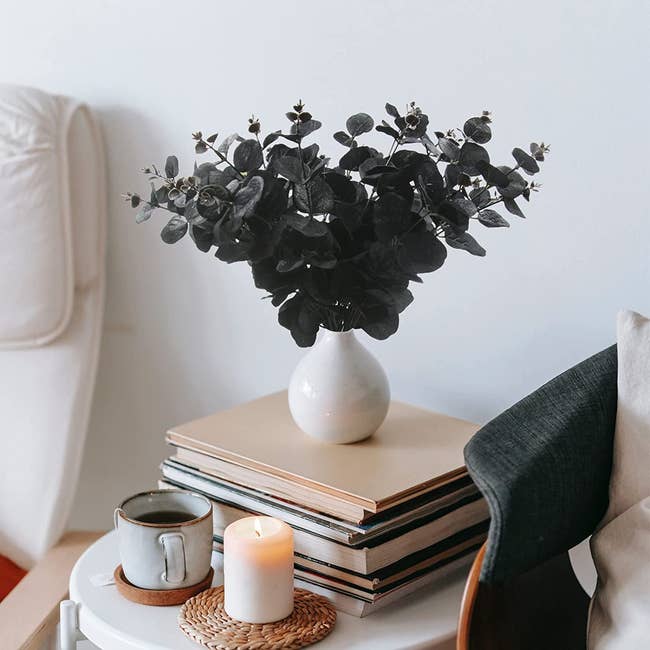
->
[[254, 518, 263, 538]]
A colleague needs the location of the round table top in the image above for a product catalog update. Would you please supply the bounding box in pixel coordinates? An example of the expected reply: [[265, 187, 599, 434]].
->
[[70, 531, 466, 650]]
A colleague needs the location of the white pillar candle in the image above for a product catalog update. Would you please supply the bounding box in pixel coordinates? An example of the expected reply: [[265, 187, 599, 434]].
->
[[224, 516, 294, 623]]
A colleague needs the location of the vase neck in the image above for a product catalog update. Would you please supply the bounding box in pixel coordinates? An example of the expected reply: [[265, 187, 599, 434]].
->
[[320, 329, 357, 346]]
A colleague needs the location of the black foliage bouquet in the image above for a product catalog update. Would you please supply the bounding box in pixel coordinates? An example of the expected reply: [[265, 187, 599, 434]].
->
[[126, 101, 548, 346]]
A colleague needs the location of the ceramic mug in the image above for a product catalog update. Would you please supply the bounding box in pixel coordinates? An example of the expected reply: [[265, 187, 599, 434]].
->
[[114, 489, 213, 590]]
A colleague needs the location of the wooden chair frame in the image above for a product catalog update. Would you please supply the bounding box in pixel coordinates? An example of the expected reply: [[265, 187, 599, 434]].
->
[[0, 531, 102, 650], [457, 543, 591, 650]]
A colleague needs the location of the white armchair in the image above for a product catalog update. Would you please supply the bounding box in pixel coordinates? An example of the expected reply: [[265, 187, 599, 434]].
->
[[0, 84, 106, 648]]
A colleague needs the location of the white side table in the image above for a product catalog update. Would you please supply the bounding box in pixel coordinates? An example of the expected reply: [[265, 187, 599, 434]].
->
[[61, 531, 467, 650]]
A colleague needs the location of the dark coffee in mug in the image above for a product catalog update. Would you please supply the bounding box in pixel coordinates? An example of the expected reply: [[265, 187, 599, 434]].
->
[[135, 509, 196, 524]]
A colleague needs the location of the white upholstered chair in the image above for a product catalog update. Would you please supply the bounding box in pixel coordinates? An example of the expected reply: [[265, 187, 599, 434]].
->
[[0, 84, 106, 649]]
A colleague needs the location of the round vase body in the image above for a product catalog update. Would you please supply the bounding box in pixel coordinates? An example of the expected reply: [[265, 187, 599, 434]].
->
[[288, 330, 390, 444]]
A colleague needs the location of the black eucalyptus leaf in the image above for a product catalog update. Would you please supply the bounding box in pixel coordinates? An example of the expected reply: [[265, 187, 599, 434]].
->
[[445, 164, 461, 188], [323, 172, 357, 203], [160, 215, 188, 244], [183, 201, 201, 225], [376, 122, 401, 140], [262, 131, 282, 149], [194, 162, 220, 186], [301, 143, 320, 163], [294, 176, 334, 215], [496, 167, 527, 198], [391, 150, 423, 168], [189, 216, 214, 251], [458, 142, 490, 175], [362, 308, 399, 340], [463, 117, 491, 144], [333, 131, 355, 147], [421, 134, 439, 155], [439, 202, 469, 232], [286, 212, 329, 237], [478, 209, 509, 228], [399, 231, 447, 274], [216, 241, 250, 263], [232, 176, 264, 226], [274, 156, 307, 184], [476, 160, 510, 187], [217, 133, 240, 156], [437, 137, 460, 162], [453, 197, 478, 218], [339, 145, 375, 171], [135, 204, 152, 224], [512, 147, 540, 175], [374, 192, 411, 241], [469, 187, 491, 209], [391, 288, 413, 313], [385, 103, 400, 118], [358, 157, 387, 181], [155, 185, 169, 204], [346, 113, 374, 137], [290, 119, 322, 138], [444, 230, 486, 256], [278, 294, 320, 347], [165, 155, 179, 178], [503, 197, 526, 218], [233, 139, 263, 172]]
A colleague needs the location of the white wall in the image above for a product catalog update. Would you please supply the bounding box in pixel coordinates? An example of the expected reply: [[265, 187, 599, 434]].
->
[[2, 0, 648, 529]]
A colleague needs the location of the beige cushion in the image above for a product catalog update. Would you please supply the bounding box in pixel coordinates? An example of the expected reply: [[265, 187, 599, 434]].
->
[[588, 310, 650, 648], [0, 85, 103, 349]]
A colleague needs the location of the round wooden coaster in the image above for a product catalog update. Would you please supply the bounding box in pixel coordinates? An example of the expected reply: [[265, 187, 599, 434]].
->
[[178, 586, 336, 650], [114, 565, 214, 606]]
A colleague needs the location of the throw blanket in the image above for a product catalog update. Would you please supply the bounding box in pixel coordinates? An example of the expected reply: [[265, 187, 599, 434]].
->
[[588, 312, 650, 649]]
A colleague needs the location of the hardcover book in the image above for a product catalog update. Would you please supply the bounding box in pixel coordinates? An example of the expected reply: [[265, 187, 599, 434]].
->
[[167, 391, 479, 523]]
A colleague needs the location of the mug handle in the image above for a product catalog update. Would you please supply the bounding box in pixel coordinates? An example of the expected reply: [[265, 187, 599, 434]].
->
[[159, 533, 186, 585], [113, 508, 124, 530]]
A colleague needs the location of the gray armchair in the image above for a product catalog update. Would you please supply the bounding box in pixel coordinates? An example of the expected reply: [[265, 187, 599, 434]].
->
[[457, 346, 617, 650]]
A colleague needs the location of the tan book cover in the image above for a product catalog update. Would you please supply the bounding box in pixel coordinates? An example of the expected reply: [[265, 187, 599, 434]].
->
[[167, 391, 478, 514]]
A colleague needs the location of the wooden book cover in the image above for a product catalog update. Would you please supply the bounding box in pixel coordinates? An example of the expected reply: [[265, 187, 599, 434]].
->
[[167, 390, 478, 514]]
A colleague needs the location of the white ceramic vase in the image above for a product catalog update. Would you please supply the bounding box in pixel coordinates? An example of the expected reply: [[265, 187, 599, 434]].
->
[[288, 329, 390, 444]]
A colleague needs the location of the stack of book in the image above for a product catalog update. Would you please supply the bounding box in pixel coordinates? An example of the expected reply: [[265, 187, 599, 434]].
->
[[159, 391, 489, 617]]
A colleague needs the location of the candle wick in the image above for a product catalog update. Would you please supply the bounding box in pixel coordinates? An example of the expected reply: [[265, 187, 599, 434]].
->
[[255, 529, 261, 537]]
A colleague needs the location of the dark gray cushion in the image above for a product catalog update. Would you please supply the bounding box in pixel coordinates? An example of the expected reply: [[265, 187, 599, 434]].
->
[[465, 345, 617, 583]]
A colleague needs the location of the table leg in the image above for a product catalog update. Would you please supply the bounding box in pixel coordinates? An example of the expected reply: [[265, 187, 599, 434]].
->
[[60, 600, 86, 650]]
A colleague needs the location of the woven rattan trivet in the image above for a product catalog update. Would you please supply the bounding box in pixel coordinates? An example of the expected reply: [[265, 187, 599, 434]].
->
[[178, 586, 336, 649]]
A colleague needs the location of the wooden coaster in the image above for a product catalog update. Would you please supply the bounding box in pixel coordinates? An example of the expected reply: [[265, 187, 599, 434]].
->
[[178, 586, 336, 649], [114, 565, 214, 606]]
